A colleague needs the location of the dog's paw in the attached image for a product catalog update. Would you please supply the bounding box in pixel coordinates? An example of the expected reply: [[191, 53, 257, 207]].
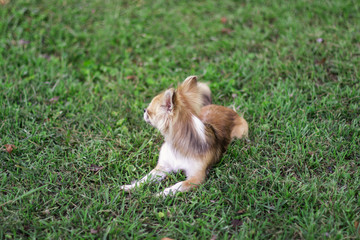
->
[[120, 184, 134, 192], [155, 182, 183, 197]]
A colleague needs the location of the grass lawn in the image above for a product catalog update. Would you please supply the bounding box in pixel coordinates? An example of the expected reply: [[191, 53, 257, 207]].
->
[[1, 0, 359, 239]]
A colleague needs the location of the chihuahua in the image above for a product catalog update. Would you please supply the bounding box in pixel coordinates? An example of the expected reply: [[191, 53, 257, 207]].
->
[[120, 76, 248, 196]]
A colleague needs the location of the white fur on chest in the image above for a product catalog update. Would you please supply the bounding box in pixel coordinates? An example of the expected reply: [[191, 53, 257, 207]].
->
[[191, 115, 206, 142], [158, 142, 204, 177]]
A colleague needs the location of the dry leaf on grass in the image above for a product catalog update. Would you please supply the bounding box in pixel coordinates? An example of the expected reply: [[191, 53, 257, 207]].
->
[[126, 75, 137, 80], [221, 28, 233, 35], [221, 17, 227, 24], [355, 221, 359, 233], [231, 219, 243, 228], [315, 58, 326, 65], [4, 144, 16, 154], [237, 209, 246, 215]]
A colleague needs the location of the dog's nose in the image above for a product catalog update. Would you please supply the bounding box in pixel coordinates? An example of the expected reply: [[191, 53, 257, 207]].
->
[[144, 108, 147, 113]]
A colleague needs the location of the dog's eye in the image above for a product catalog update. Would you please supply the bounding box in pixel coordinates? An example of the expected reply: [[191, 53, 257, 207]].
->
[[144, 108, 147, 113]]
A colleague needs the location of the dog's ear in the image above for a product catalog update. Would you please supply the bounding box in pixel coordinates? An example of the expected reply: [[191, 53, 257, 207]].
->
[[163, 88, 175, 112], [181, 76, 198, 91]]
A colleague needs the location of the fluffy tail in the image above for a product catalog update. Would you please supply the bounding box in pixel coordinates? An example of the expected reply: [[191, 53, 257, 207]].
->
[[231, 115, 249, 139]]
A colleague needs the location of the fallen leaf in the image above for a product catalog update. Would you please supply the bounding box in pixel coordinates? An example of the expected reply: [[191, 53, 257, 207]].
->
[[231, 219, 243, 228], [90, 164, 104, 173], [4, 144, 15, 154], [221, 28, 233, 35], [237, 209, 246, 215], [90, 229, 98, 234], [221, 17, 227, 24], [126, 75, 137, 80], [49, 96, 59, 103], [161, 238, 174, 240], [355, 221, 359, 233], [315, 58, 326, 65]]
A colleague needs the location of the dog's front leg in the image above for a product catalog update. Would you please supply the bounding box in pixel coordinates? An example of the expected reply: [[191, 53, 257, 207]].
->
[[120, 166, 168, 192], [156, 170, 206, 197], [121, 142, 174, 192]]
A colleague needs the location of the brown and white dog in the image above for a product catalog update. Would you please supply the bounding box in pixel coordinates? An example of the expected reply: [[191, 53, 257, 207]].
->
[[120, 76, 248, 196]]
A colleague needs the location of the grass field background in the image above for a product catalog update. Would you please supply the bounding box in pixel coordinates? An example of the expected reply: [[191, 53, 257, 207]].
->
[[1, 0, 359, 239]]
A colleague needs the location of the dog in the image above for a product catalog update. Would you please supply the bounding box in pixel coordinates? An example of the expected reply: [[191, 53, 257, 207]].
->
[[120, 76, 248, 196]]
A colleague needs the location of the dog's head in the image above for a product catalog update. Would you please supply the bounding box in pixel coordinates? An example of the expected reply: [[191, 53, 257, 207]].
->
[[143, 87, 176, 133], [144, 76, 211, 135]]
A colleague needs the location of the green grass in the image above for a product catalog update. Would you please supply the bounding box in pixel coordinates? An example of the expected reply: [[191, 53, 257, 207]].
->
[[1, 0, 359, 239]]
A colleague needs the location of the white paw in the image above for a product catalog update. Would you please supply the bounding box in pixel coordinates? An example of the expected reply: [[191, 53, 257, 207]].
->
[[120, 184, 134, 192], [155, 182, 183, 197]]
